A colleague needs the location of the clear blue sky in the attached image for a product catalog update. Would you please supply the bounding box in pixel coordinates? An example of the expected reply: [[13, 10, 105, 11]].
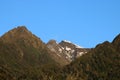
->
[[0, 0, 120, 48]]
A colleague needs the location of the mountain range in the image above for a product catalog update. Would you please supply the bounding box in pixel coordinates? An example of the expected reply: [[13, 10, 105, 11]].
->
[[0, 26, 119, 80]]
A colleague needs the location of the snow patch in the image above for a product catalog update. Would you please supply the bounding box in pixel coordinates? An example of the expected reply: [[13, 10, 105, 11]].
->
[[58, 48, 62, 53], [77, 52, 85, 57], [66, 46, 71, 51], [63, 40, 83, 48], [63, 40, 71, 43]]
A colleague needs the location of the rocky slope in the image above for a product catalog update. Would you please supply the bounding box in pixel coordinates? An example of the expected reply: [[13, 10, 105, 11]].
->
[[47, 39, 90, 62]]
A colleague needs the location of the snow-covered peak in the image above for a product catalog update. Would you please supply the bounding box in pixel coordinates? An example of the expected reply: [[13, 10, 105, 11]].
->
[[63, 40, 71, 43], [47, 39, 90, 62], [63, 40, 83, 48]]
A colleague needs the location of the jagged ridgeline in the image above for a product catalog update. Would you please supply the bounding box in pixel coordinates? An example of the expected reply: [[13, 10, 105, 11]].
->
[[0, 26, 119, 80]]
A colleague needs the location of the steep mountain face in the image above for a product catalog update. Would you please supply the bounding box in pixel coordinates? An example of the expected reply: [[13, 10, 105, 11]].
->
[[57, 34, 120, 80], [47, 40, 90, 62], [46, 40, 70, 65], [1, 26, 44, 49], [0, 26, 61, 79], [0, 26, 51, 65]]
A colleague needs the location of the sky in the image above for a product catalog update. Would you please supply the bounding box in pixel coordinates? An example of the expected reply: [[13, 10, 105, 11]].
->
[[0, 0, 120, 48]]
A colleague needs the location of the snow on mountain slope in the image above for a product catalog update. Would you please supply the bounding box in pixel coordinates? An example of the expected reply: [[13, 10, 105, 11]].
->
[[47, 40, 90, 62]]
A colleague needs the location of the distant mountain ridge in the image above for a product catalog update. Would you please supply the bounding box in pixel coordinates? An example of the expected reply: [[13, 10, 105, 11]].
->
[[0, 26, 88, 68], [0, 26, 90, 63]]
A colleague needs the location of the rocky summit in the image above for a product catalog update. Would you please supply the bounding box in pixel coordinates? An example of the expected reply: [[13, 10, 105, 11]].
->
[[47, 40, 90, 62]]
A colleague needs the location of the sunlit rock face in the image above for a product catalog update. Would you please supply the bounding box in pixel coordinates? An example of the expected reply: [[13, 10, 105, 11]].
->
[[47, 40, 90, 62]]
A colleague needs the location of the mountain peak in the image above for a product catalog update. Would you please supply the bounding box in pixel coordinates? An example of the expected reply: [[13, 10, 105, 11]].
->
[[12, 26, 30, 35], [16, 26, 28, 32], [1, 26, 30, 42], [17, 26, 27, 29], [1, 26, 44, 49], [62, 40, 72, 43], [60, 40, 83, 48]]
